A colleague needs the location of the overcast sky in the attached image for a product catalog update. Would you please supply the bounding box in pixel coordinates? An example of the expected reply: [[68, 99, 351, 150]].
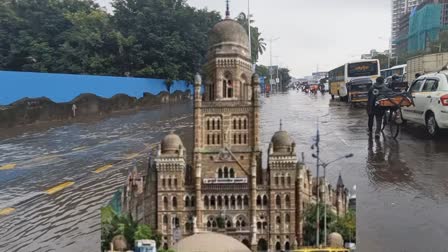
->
[[95, 0, 391, 77]]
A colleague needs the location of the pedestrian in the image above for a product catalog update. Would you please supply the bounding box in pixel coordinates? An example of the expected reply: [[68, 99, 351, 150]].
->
[[388, 75, 402, 92], [72, 103, 77, 118], [367, 76, 391, 139]]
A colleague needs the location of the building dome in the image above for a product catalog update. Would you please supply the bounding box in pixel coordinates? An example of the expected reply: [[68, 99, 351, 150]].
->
[[161, 132, 184, 154], [173, 232, 251, 252], [328, 232, 344, 248], [209, 19, 249, 49], [271, 130, 293, 153]]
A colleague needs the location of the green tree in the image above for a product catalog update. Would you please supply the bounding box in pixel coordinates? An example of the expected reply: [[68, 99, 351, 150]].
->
[[236, 12, 266, 63], [101, 205, 161, 251], [331, 209, 356, 244], [302, 203, 337, 246]]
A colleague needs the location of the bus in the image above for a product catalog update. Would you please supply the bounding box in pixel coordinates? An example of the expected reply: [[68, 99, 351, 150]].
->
[[380, 64, 407, 79], [328, 59, 381, 100]]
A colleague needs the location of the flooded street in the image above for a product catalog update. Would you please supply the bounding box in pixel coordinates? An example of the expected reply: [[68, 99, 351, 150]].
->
[[1, 91, 448, 251]]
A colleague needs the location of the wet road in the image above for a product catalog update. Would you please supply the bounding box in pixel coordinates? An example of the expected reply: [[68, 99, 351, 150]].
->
[[1, 91, 448, 251]]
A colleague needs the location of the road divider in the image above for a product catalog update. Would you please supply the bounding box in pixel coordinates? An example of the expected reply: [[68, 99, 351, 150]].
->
[[0, 163, 16, 170], [125, 153, 140, 160], [0, 207, 15, 216], [45, 181, 75, 195], [93, 164, 113, 174], [72, 146, 88, 151]]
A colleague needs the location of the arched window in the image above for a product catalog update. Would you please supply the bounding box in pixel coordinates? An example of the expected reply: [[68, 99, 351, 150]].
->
[[263, 195, 268, 206], [185, 196, 190, 207], [287, 175, 291, 186], [231, 196, 236, 209], [256, 195, 262, 207], [218, 168, 223, 178], [227, 80, 233, 98], [237, 195, 242, 209], [174, 178, 177, 187], [257, 222, 262, 230], [244, 134, 247, 144], [285, 242, 291, 251], [238, 134, 242, 144], [212, 120, 215, 130], [162, 178, 166, 187], [233, 119, 237, 129], [285, 213, 290, 223], [244, 119, 247, 129], [281, 176, 285, 186], [276, 215, 281, 224], [210, 196, 216, 208], [276, 195, 281, 209], [168, 178, 172, 187], [275, 176, 279, 186], [243, 195, 249, 207], [217, 134, 220, 144], [239, 118, 242, 129], [163, 215, 168, 224], [229, 168, 235, 178], [217, 119, 220, 130], [275, 242, 281, 252], [226, 220, 232, 228], [204, 196, 209, 209], [163, 197, 168, 210], [173, 217, 180, 228], [218, 196, 223, 207], [224, 195, 229, 208], [222, 80, 227, 98], [207, 120, 210, 130], [172, 197, 177, 209], [233, 134, 237, 144], [212, 134, 215, 145], [207, 134, 210, 145], [191, 196, 195, 207], [285, 194, 291, 208], [224, 167, 229, 178]]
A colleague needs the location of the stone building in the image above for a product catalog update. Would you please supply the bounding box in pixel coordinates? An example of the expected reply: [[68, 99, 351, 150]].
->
[[122, 4, 349, 252]]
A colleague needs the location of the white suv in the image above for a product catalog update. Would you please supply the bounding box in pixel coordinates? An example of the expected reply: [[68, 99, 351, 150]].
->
[[402, 72, 448, 136]]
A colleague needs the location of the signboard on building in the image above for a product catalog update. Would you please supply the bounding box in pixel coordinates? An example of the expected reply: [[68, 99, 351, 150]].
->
[[203, 178, 248, 184]]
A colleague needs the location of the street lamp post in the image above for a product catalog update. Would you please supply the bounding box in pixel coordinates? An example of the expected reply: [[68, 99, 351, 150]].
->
[[269, 37, 280, 93], [312, 153, 354, 247]]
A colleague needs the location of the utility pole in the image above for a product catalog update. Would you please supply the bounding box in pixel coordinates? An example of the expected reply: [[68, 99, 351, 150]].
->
[[248, 0, 251, 65], [314, 123, 320, 247]]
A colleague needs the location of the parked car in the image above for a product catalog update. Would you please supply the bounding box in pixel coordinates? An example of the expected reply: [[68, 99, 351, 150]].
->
[[402, 72, 448, 136]]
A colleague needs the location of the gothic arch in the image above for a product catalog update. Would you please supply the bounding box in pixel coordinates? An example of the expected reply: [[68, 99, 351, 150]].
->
[[257, 239, 268, 251]]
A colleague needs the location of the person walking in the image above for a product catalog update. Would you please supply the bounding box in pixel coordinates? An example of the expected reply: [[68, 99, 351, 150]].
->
[[367, 77, 391, 138]]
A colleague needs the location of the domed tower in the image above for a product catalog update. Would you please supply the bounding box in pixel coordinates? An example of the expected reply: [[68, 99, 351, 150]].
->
[[203, 3, 253, 101], [267, 121, 298, 251], [192, 1, 261, 251], [153, 132, 189, 248]]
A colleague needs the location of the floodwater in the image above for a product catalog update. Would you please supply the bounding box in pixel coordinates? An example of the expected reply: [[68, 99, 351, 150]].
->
[[1, 91, 448, 251]]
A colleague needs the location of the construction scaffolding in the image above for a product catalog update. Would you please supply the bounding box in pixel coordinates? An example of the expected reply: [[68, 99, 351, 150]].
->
[[407, 3, 442, 54]]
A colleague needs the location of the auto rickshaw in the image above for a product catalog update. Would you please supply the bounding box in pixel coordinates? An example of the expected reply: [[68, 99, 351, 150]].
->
[[347, 77, 373, 104]]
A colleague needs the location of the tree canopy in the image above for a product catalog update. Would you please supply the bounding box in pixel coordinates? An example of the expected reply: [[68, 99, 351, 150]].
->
[[0, 0, 265, 83]]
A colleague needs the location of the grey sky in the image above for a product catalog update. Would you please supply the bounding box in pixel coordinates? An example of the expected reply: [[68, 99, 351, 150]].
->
[[95, 0, 391, 77]]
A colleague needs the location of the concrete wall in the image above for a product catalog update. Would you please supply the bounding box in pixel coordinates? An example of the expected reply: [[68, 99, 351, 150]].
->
[[0, 71, 191, 105]]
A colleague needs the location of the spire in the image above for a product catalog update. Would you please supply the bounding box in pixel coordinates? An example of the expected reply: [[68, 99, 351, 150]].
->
[[279, 119, 283, 131], [337, 172, 344, 187], [225, 0, 230, 19]]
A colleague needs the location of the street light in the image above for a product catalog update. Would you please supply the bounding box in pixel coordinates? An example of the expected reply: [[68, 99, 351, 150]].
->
[[312, 153, 353, 247]]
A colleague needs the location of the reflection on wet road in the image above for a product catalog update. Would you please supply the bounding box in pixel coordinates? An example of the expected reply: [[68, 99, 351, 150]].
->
[[1, 92, 448, 251]]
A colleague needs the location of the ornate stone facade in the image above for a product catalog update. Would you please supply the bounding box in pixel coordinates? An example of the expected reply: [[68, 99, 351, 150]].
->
[[123, 8, 348, 252]]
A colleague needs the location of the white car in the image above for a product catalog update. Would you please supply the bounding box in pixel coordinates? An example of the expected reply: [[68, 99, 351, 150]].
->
[[402, 72, 448, 136]]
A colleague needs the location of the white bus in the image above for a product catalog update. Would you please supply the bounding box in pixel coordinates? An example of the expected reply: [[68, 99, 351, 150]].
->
[[329, 59, 381, 100], [381, 64, 407, 78]]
